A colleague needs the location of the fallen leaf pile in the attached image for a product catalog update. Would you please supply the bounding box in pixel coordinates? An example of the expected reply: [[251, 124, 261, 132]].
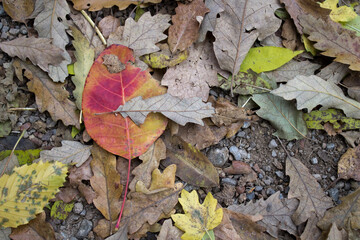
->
[[1, 0, 360, 239]]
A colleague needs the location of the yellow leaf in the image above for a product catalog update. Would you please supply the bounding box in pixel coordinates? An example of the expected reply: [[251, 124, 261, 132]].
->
[[301, 35, 317, 56], [171, 189, 223, 240], [330, 6, 357, 22], [319, 0, 338, 10], [0, 161, 67, 228]]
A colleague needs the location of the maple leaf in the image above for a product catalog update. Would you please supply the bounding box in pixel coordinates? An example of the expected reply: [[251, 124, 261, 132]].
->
[[168, 0, 209, 53], [0, 37, 64, 73], [171, 189, 223, 240], [71, 0, 162, 11], [13, 59, 80, 129], [299, 14, 360, 71], [271, 75, 360, 119], [0, 161, 67, 228]]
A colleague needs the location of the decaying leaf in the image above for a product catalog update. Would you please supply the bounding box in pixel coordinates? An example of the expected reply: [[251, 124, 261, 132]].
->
[[0, 228, 11, 240], [228, 191, 298, 238], [129, 139, 166, 192], [162, 134, 219, 187], [168, 0, 209, 53], [71, 27, 95, 110], [198, 0, 225, 42], [0, 161, 67, 228], [107, 12, 170, 57], [71, 0, 162, 11], [286, 156, 333, 226], [0, 155, 19, 175], [9, 212, 55, 240], [50, 200, 74, 220], [161, 40, 222, 101], [0, 37, 64, 72], [98, 16, 120, 39], [13, 59, 80, 129], [324, 223, 347, 240], [158, 218, 183, 240], [90, 144, 123, 222], [171, 189, 223, 240], [36, 140, 92, 167], [102, 54, 126, 73], [0, 149, 41, 166], [299, 14, 360, 71], [3, 0, 35, 22], [82, 45, 167, 158], [272, 75, 360, 119], [111, 93, 214, 126], [252, 93, 308, 140], [265, 60, 321, 83], [213, 0, 281, 77], [211, 97, 250, 127], [340, 131, 360, 148], [316, 62, 350, 84], [338, 145, 360, 181]]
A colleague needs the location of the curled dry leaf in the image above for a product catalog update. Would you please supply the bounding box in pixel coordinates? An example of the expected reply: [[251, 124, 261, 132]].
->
[[338, 145, 360, 181], [0, 37, 64, 72], [168, 0, 209, 53], [13, 59, 80, 129], [3, 0, 35, 22]]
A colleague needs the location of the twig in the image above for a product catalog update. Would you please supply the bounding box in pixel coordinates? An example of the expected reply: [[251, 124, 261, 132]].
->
[[8, 107, 37, 111], [80, 10, 107, 45]]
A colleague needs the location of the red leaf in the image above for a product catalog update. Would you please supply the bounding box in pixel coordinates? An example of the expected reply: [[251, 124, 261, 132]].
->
[[82, 45, 167, 159]]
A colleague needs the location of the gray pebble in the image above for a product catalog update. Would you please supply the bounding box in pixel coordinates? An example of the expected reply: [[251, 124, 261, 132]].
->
[[287, 142, 294, 150], [242, 121, 251, 129], [73, 202, 84, 214], [263, 176, 273, 185], [2, 25, 9, 33], [29, 115, 40, 123], [209, 89, 218, 98], [69, 237, 78, 240], [258, 173, 264, 179], [275, 171, 284, 179], [41, 131, 53, 141], [59, 231, 69, 239], [222, 178, 237, 186], [76, 219, 93, 238], [239, 149, 248, 159], [207, 148, 229, 167], [328, 188, 339, 202], [268, 139, 278, 149], [263, 165, 271, 172], [255, 186, 263, 192], [330, 176, 336, 181], [279, 193, 284, 199], [229, 146, 242, 161], [0, 5, 5, 16], [335, 181, 345, 189], [0, 23, 2, 30], [1, 32, 7, 39], [266, 188, 275, 196], [310, 157, 318, 165], [80, 209, 86, 216], [237, 131, 246, 138], [20, 25, 27, 35], [8, 28, 19, 35], [326, 143, 336, 150], [271, 150, 277, 157], [246, 191, 255, 200]]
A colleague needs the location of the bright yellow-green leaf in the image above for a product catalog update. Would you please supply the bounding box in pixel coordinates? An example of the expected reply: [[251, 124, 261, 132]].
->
[[240, 47, 303, 73], [50, 201, 74, 220], [0, 161, 67, 228], [302, 35, 317, 56], [171, 189, 223, 240], [331, 6, 357, 22], [319, 0, 338, 10], [67, 64, 74, 75], [0, 149, 41, 165], [71, 26, 95, 110], [341, 16, 360, 36], [304, 109, 360, 130], [135, 7, 145, 22], [143, 49, 188, 69], [71, 126, 80, 138]]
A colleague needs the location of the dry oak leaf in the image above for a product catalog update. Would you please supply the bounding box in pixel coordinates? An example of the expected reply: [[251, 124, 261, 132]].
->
[[338, 145, 360, 181], [316, 62, 350, 84], [158, 218, 183, 240], [98, 15, 120, 39], [299, 14, 360, 71], [286, 156, 333, 226], [9, 212, 55, 240], [107, 12, 171, 57], [90, 144, 123, 222], [13, 59, 80, 129], [228, 191, 298, 238], [198, 0, 225, 42], [211, 97, 250, 127], [0, 37, 64, 72], [168, 0, 209, 53], [161, 40, 221, 101], [129, 138, 166, 192], [71, 0, 162, 11], [3, 0, 35, 23], [213, 0, 281, 76]]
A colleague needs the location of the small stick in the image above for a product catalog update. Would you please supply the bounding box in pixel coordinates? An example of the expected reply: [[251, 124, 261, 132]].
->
[[81, 10, 107, 45], [8, 107, 37, 111]]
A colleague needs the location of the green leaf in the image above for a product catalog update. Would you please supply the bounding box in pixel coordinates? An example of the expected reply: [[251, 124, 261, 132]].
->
[[71, 26, 95, 110], [142, 47, 188, 69], [341, 16, 360, 36], [304, 109, 360, 130], [0, 149, 41, 165], [50, 201, 74, 220], [252, 93, 308, 140], [0, 161, 67, 228], [0, 122, 11, 138], [240, 46, 303, 73], [135, 7, 145, 22]]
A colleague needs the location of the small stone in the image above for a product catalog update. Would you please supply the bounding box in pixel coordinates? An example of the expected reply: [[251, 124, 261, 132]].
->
[[266, 188, 275, 196], [326, 143, 336, 150], [335, 181, 345, 189], [255, 186, 263, 192], [263, 165, 271, 172], [268, 139, 278, 149], [287, 142, 294, 150], [279, 193, 284, 199], [0, 5, 5, 16], [330, 176, 336, 181], [69, 237, 78, 240], [8, 28, 19, 35], [328, 188, 339, 202], [237, 131, 246, 138], [80, 209, 86, 216], [246, 191, 255, 200], [73, 202, 84, 214], [263, 176, 273, 185], [310, 157, 318, 165], [271, 150, 277, 157], [209, 89, 218, 98], [258, 173, 264, 179], [207, 148, 229, 167], [1, 32, 7, 39], [235, 185, 245, 194], [20, 25, 27, 35], [2, 25, 9, 33], [33, 120, 47, 133], [29, 115, 40, 123], [322, 143, 327, 149], [272, 159, 283, 170], [229, 146, 242, 161], [222, 178, 237, 186], [41, 131, 53, 141], [239, 149, 248, 159], [76, 219, 93, 238], [29, 135, 42, 146], [275, 171, 284, 179], [242, 121, 251, 129]]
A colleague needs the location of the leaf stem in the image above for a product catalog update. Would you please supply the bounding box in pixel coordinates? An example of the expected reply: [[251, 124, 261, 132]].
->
[[115, 157, 131, 230], [205, 229, 214, 240], [80, 10, 107, 45]]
